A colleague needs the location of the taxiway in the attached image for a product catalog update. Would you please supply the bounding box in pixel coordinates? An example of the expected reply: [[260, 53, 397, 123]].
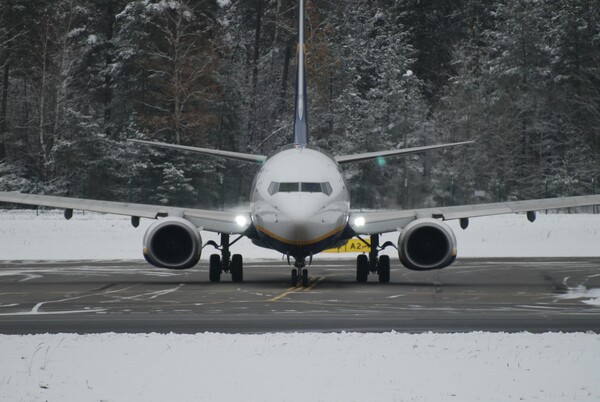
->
[[0, 258, 599, 334]]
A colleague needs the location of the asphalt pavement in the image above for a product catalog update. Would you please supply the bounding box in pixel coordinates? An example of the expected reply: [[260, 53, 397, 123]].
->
[[0, 258, 599, 334]]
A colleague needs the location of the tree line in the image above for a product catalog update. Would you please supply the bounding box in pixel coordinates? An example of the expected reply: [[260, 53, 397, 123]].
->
[[0, 0, 598, 210]]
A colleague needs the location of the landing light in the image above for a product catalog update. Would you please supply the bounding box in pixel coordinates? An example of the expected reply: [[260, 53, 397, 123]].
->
[[354, 216, 365, 227], [235, 215, 248, 227]]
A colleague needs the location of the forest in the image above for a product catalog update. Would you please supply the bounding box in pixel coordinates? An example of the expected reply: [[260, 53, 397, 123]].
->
[[0, 0, 598, 210]]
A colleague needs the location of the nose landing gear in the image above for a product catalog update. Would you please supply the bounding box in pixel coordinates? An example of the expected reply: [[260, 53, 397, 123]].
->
[[290, 259, 310, 287], [290, 267, 309, 287], [356, 234, 395, 283]]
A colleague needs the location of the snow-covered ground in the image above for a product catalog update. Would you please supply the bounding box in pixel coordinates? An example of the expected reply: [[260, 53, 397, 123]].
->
[[1, 209, 600, 260], [1, 332, 599, 402], [1, 210, 600, 401]]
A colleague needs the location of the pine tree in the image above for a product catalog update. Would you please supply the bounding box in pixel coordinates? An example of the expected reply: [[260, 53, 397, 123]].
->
[[329, 3, 428, 208]]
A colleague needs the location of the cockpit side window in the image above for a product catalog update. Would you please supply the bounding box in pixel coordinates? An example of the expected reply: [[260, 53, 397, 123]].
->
[[268, 182, 280, 195], [269, 182, 332, 196]]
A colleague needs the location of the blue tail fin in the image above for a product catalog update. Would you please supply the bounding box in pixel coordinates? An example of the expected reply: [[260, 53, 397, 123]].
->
[[293, 0, 308, 145]]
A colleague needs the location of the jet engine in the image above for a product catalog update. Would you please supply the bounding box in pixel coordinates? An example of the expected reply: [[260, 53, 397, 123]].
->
[[398, 218, 457, 271], [142, 217, 202, 269]]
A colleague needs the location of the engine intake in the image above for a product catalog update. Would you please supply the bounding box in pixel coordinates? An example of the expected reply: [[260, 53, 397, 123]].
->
[[143, 217, 202, 269], [398, 218, 457, 271]]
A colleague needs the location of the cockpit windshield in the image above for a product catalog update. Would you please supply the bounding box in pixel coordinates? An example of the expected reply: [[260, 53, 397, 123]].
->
[[301, 183, 321, 192], [268, 182, 332, 196]]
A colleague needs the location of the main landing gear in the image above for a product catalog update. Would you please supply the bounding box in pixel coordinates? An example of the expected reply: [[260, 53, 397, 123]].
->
[[356, 234, 394, 283], [207, 234, 244, 283]]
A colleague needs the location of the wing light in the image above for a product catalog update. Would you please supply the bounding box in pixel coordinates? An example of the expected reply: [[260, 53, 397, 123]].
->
[[235, 215, 248, 227], [354, 216, 366, 227]]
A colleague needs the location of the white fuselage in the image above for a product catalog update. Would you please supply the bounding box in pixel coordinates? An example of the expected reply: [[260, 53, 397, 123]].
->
[[250, 146, 350, 260]]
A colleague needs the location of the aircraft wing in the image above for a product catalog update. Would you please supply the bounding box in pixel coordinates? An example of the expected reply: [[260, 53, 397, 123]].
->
[[0, 192, 250, 234], [349, 195, 600, 235], [128, 139, 267, 164], [335, 141, 473, 164]]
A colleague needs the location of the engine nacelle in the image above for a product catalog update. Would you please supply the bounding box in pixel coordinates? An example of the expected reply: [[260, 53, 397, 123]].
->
[[398, 218, 457, 271], [142, 217, 202, 270]]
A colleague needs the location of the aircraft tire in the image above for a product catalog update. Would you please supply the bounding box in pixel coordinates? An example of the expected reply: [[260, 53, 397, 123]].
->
[[209, 254, 221, 282], [301, 268, 309, 288], [356, 255, 369, 283], [291, 268, 298, 286], [378, 255, 390, 283], [231, 254, 243, 282]]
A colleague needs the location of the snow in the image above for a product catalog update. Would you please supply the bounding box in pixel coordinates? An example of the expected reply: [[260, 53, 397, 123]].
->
[[66, 27, 85, 39], [149, 0, 180, 12], [1, 332, 599, 402], [2, 210, 600, 401], [1, 209, 600, 261], [86, 34, 97, 46], [557, 284, 600, 306]]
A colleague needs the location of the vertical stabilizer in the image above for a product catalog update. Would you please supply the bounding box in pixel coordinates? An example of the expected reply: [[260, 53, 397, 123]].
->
[[293, 0, 308, 145]]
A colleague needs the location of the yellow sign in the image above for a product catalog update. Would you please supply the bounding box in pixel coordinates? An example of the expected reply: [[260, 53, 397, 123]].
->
[[324, 238, 370, 253]]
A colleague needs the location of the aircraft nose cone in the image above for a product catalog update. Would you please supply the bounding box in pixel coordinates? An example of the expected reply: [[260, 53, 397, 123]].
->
[[276, 196, 322, 223]]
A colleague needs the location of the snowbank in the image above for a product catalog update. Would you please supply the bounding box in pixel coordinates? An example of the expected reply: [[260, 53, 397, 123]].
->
[[1, 209, 600, 260], [1, 331, 599, 402]]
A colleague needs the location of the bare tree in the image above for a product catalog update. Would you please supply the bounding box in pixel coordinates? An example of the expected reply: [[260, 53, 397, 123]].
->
[[143, 0, 216, 145]]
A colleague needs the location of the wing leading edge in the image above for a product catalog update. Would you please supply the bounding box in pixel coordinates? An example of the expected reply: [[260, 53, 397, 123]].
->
[[0, 191, 251, 234], [349, 194, 600, 235], [335, 141, 474, 164], [128, 139, 267, 164]]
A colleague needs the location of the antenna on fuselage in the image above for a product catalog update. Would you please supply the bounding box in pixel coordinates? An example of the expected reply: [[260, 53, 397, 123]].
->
[[293, 0, 308, 146]]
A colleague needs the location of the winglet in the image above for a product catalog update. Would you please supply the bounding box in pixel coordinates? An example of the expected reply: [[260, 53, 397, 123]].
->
[[293, 0, 308, 145]]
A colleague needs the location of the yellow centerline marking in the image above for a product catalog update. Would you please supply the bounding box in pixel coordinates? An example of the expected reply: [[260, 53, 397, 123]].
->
[[268, 275, 332, 301], [268, 286, 302, 302], [304, 275, 329, 291]]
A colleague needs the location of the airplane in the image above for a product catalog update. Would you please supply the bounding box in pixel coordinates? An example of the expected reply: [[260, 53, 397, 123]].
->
[[1, 0, 600, 288]]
